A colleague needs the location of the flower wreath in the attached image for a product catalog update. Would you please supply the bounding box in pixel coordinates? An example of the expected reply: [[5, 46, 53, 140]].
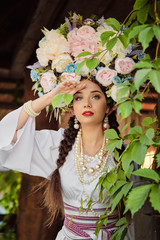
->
[[28, 13, 142, 121]]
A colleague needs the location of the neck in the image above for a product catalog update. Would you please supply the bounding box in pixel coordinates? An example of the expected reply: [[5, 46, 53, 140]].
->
[[80, 124, 105, 155]]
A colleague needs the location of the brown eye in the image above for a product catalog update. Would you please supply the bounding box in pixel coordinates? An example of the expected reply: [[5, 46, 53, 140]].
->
[[92, 95, 100, 100]]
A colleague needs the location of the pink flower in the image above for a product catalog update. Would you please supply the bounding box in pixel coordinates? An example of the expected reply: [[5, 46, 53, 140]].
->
[[60, 72, 81, 82], [69, 39, 97, 57], [77, 26, 96, 41], [67, 28, 78, 42], [40, 71, 57, 93], [96, 68, 117, 87], [115, 57, 135, 74]]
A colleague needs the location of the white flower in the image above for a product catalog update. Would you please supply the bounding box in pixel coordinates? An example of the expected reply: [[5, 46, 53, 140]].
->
[[36, 30, 70, 67], [51, 53, 73, 73]]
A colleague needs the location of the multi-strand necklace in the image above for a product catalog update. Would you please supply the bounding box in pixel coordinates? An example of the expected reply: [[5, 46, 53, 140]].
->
[[74, 129, 109, 217]]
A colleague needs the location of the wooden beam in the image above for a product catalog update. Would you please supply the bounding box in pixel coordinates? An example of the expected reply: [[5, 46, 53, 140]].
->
[[10, 0, 66, 79]]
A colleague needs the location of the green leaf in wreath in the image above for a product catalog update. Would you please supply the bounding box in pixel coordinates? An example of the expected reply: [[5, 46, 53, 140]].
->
[[137, 3, 150, 24], [104, 129, 120, 139], [134, 60, 153, 69], [106, 37, 117, 52], [100, 31, 116, 46], [149, 70, 160, 93], [138, 26, 154, 51], [134, 68, 151, 90], [108, 180, 127, 196], [126, 184, 152, 216], [132, 168, 160, 183], [118, 34, 129, 48], [133, 0, 149, 10], [128, 24, 148, 40], [153, 25, 160, 42], [149, 184, 160, 212], [76, 51, 92, 58], [75, 59, 87, 75], [63, 94, 73, 106], [52, 94, 64, 108], [105, 18, 121, 31], [86, 58, 98, 71]]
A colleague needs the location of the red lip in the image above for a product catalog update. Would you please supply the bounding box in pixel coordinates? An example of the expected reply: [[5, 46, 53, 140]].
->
[[82, 111, 94, 116]]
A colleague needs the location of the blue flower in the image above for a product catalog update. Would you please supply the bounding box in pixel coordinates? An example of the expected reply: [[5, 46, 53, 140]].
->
[[124, 76, 132, 81], [96, 66, 102, 70], [30, 69, 39, 82], [112, 76, 124, 85], [65, 63, 77, 73], [38, 92, 44, 97], [138, 53, 144, 61]]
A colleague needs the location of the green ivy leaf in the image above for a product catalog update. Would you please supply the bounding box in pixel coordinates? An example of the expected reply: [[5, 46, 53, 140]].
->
[[142, 116, 154, 127], [111, 191, 124, 212], [152, 58, 160, 69], [105, 18, 121, 31], [86, 58, 98, 71], [137, 4, 150, 24], [126, 184, 152, 217], [132, 169, 160, 183], [138, 27, 154, 51], [133, 94, 143, 101], [129, 126, 143, 135], [128, 24, 148, 40], [116, 217, 127, 227], [110, 224, 128, 240], [153, 25, 160, 42], [106, 37, 117, 52], [139, 128, 155, 145], [149, 184, 160, 212], [156, 153, 160, 168], [92, 52, 101, 57], [118, 101, 132, 119], [76, 51, 92, 58], [131, 141, 147, 165], [122, 182, 134, 197], [52, 94, 64, 108], [121, 148, 133, 173], [107, 171, 117, 184], [118, 169, 126, 181], [100, 31, 116, 46], [117, 86, 130, 99], [134, 68, 151, 89], [149, 70, 160, 93], [133, 0, 149, 10], [121, 123, 130, 134], [108, 180, 127, 195], [105, 139, 123, 154], [132, 100, 142, 114], [63, 94, 73, 106], [126, 12, 137, 26], [104, 129, 120, 139]]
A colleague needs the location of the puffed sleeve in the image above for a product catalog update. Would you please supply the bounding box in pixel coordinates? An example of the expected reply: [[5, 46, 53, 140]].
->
[[0, 107, 64, 179]]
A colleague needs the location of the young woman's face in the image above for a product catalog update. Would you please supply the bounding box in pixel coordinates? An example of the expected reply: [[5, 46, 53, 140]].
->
[[73, 80, 108, 127]]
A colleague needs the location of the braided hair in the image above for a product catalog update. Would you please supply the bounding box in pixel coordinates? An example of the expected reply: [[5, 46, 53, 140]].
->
[[43, 78, 121, 225]]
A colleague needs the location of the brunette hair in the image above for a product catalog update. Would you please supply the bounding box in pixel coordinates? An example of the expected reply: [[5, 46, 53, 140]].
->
[[43, 78, 121, 225]]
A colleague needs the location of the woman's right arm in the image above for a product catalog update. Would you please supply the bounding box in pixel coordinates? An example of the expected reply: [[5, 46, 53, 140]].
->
[[12, 80, 85, 142]]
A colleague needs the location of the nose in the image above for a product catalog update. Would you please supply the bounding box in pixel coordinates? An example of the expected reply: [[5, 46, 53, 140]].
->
[[84, 99, 92, 108]]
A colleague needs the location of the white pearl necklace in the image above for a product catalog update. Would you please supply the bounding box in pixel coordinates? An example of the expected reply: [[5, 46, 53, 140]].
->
[[75, 129, 109, 184], [74, 129, 109, 217]]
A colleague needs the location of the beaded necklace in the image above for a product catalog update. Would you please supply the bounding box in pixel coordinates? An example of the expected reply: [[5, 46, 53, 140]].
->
[[74, 129, 109, 217]]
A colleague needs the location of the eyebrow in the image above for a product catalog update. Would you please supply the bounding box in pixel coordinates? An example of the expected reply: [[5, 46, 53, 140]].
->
[[74, 90, 102, 95]]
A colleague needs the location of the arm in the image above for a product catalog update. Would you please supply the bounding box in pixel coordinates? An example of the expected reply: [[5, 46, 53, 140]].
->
[[12, 80, 85, 142]]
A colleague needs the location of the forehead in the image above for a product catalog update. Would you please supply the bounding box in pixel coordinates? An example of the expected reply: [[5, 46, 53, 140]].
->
[[76, 80, 103, 94]]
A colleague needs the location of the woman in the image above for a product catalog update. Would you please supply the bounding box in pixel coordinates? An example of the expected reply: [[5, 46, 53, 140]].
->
[[0, 77, 124, 239]]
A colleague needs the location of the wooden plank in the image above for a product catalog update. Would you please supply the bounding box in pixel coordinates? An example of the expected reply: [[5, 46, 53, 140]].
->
[[10, 0, 66, 79]]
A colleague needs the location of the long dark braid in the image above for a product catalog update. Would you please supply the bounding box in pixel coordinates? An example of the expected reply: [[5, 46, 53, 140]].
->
[[43, 116, 78, 225]]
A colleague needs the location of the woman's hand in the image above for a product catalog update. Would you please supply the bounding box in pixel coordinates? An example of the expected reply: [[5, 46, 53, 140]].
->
[[50, 80, 86, 97]]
